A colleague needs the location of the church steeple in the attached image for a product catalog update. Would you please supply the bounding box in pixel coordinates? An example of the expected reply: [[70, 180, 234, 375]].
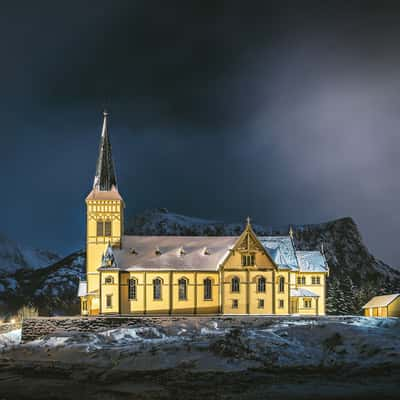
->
[[93, 111, 117, 191]]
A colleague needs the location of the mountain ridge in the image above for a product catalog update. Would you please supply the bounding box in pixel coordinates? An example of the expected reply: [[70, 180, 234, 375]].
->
[[0, 233, 60, 275]]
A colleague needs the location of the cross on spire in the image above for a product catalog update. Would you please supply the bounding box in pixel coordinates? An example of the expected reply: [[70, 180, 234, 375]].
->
[[246, 216, 251, 226], [93, 110, 117, 191]]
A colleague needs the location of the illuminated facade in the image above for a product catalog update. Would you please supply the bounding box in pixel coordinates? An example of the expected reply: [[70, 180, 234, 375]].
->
[[78, 112, 329, 316]]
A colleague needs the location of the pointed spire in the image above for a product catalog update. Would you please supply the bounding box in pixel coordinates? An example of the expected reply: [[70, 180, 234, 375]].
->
[[289, 225, 294, 239], [93, 110, 117, 191], [246, 216, 251, 227]]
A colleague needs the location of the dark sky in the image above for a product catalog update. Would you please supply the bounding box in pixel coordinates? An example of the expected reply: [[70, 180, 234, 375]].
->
[[2, 1, 400, 265]]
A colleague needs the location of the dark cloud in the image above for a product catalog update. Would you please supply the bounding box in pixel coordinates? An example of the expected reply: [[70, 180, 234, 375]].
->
[[2, 1, 400, 265]]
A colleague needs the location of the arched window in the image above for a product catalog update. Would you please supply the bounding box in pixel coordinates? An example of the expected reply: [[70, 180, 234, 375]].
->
[[105, 276, 114, 285], [278, 276, 285, 293], [153, 278, 162, 300], [204, 278, 212, 300], [257, 277, 266, 293], [128, 279, 137, 300], [178, 278, 187, 300], [231, 277, 240, 293]]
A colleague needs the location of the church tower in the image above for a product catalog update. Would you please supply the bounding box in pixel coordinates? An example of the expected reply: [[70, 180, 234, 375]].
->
[[84, 111, 124, 314]]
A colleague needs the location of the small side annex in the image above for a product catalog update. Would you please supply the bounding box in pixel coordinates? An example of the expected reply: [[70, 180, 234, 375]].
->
[[362, 294, 400, 317]]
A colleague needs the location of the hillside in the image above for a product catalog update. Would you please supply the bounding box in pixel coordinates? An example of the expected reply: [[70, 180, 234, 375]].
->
[[1, 209, 399, 316], [0, 251, 84, 316], [0, 233, 60, 275]]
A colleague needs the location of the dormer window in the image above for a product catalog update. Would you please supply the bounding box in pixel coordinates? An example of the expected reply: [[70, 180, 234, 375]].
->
[[202, 247, 210, 255], [155, 247, 162, 256], [130, 248, 138, 255], [178, 246, 186, 256]]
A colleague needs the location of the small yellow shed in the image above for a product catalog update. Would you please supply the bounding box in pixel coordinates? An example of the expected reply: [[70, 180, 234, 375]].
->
[[362, 293, 400, 317]]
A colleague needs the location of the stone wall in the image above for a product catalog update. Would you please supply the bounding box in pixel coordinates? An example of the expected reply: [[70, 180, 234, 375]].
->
[[21, 316, 157, 342], [21, 315, 355, 342]]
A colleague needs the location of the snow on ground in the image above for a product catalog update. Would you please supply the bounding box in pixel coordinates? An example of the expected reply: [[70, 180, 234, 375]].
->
[[1, 317, 399, 373], [0, 329, 21, 348]]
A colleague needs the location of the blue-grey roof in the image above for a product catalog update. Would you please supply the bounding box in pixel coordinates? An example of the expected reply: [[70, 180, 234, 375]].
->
[[77, 280, 87, 297], [290, 288, 320, 297], [296, 251, 328, 272], [259, 236, 328, 273], [259, 236, 299, 271]]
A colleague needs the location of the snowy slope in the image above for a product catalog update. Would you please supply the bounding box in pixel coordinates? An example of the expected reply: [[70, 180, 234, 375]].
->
[[126, 208, 270, 236], [0, 233, 60, 275], [0, 251, 84, 317]]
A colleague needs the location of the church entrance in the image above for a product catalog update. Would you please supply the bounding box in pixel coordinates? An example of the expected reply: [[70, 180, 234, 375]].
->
[[290, 299, 298, 314]]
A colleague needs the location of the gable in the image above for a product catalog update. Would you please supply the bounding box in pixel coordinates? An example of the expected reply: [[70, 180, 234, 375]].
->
[[222, 224, 277, 270], [235, 231, 265, 252]]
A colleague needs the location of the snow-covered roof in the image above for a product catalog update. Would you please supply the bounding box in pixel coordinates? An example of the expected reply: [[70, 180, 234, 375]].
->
[[296, 251, 328, 272], [111, 236, 238, 271], [259, 236, 298, 270], [96, 235, 330, 273], [290, 288, 320, 297], [362, 293, 400, 309], [77, 280, 87, 297]]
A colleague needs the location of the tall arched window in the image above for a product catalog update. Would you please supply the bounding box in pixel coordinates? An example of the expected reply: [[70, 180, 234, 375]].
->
[[257, 277, 266, 293], [278, 276, 285, 293], [178, 278, 187, 300], [153, 278, 162, 300], [128, 279, 137, 300], [204, 278, 212, 300], [231, 277, 240, 293], [105, 276, 114, 285]]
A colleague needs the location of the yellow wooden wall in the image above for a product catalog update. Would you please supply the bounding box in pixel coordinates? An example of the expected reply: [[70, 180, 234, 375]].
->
[[100, 270, 120, 314], [118, 271, 220, 314], [293, 272, 326, 315], [86, 198, 123, 314], [96, 245, 326, 316], [388, 297, 400, 316]]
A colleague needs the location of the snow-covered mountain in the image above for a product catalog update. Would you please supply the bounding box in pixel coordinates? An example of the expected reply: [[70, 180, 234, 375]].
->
[[0, 233, 60, 275], [1, 209, 399, 316], [126, 208, 271, 236], [0, 250, 85, 316]]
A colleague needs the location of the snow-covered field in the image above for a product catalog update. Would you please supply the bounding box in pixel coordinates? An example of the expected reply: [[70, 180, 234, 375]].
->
[[0, 317, 399, 399]]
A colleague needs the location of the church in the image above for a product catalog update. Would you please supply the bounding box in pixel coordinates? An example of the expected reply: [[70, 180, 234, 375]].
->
[[78, 112, 329, 316]]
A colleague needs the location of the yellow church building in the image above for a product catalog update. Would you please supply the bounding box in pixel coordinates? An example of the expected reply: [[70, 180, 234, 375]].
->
[[78, 112, 329, 316]]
